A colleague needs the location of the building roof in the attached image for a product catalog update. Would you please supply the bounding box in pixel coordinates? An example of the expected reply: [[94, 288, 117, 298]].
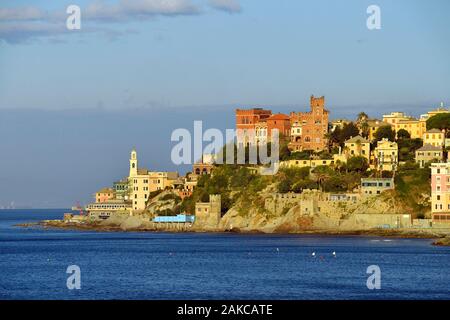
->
[[167, 172, 179, 180], [361, 177, 394, 182], [137, 168, 149, 175], [417, 144, 442, 152], [366, 119, 391, 127], [267, 113, 290, 121], [345, 135, 369, 144], [96, 187, 114, 194], [425, 128, 443, 134]]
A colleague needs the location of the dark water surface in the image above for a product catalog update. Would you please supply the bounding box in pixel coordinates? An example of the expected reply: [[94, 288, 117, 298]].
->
[[0, 209, 449, 300]]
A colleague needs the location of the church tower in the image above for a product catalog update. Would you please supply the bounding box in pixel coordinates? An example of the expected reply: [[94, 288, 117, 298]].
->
[[129, 148, 138, 177]]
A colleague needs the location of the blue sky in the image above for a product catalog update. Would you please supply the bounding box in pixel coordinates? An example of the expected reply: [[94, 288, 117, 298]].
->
[[0, 0, 449, 207]]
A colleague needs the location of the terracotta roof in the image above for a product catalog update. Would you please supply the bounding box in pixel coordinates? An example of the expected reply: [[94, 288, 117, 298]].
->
[[97, 188, 114, 194], [345, 135, 369, 144], [417, 144, 442, 152], [267, 113, 290, 121]]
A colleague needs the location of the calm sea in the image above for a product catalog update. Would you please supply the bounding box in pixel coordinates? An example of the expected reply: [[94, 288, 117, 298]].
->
[[0, 209, 449, 300]]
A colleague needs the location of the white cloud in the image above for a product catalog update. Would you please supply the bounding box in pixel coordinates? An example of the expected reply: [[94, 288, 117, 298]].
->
[[0, 0, 241, 44], [0, 6, 47, 21], [0, 23, 66, 44], [84, 0, 201, 22], [208, 0, 241, 14]]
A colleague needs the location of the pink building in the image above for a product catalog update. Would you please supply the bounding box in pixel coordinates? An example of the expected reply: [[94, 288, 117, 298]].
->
[[95, 188, 115, 203], [431, 162, 450, 224]]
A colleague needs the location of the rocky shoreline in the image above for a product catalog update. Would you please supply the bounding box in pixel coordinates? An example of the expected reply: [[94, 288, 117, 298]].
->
[[16, 219, 450, 246]]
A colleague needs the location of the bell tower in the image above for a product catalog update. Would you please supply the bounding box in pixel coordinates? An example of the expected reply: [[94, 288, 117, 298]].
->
[[129, 148, 138, 177]]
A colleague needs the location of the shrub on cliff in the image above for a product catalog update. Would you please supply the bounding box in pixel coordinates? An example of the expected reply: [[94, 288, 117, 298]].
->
[[394, 163, 431, 213], [344, 156, 369, 173]]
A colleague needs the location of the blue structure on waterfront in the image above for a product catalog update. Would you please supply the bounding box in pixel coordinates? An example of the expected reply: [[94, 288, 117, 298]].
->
[[153, 214, 195, 223]]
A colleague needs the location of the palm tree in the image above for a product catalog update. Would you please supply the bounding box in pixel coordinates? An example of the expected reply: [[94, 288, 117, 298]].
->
[[357, 112, 369, 124], [360, 121, 369, 138]]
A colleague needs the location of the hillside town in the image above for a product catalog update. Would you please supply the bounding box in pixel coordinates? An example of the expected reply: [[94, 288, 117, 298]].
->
[[63, 95, 450, 234]]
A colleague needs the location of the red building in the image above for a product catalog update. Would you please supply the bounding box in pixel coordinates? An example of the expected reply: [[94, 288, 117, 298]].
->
[[266, 113, 291, 140], [235, 95, 329, 151], [289, 95, 329, 152], [236, 108, 272, 144]]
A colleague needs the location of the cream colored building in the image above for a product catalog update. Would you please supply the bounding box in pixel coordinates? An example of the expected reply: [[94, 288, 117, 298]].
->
[[87, 201, 132, 220], [255, 121, 268, 145], [148, 171, 179, 192], [129, 149, 151, 212], [415, 144, 444, 168], [128, 148, 179, 213], [280, 159, 336, 169], [344, 135, 370, 162], [290, 120, 302, 143], [423, 129, 445, 148], [361, 178, 394, 196], [382, 112, 412, 126], [374, 139, 398, 171]]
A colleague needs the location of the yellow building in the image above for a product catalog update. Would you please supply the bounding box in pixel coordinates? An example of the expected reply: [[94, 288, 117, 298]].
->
[[280, 159, 336, 169], [344, 135, 370, 162], [148, 171, 179, 192], [128, 148, 179, 213], [382, 112, 412, 126], [395, 119, 427, 139], [382, 112, 427, 139], [423, 129, 445, 148], [129, 149, 151, 212], [365, 119, 392, 141], [374, 138, 398, 172]]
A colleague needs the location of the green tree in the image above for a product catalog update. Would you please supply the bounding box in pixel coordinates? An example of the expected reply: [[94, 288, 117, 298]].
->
[[346, 156, 369, 173], [374, 126, 395, 142], [356, 112, 369, 123], [426, 113, 450, 137], [360, 121, 370, 139], [396, 129, 411, 140], [322, 176, 347, 192], [340, 122, 360, 144]]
